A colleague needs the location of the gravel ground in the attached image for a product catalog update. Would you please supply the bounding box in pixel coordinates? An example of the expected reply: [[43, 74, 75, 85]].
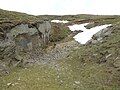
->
[[23, 40, 80, 68]]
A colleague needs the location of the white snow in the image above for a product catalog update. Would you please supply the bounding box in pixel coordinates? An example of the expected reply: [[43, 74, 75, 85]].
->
[[68, 23, 111, 44], [68, 23, 89, 31], [51, 20, 69, 23]]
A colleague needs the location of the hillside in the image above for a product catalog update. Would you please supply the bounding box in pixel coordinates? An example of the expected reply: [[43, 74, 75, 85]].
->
[[0, 9, 120, 90]]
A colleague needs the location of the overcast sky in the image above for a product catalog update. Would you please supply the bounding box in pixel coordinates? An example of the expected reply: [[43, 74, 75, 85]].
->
[[0, 0, 120, 15]]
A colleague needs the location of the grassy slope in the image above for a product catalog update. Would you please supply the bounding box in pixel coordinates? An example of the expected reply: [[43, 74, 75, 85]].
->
[[0, 9, 120, 90], [62, 23, 120, 89], [0, 9, 39, 23], [1, 23, 120, 90], [0, 9, 43, 31]]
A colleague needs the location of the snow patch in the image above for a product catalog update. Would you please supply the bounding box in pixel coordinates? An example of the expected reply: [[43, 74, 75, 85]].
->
[[51, 20, 69, 23], [68, 23, 111, 44]]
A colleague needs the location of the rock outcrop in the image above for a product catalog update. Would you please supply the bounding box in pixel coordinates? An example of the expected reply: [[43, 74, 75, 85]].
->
[[0, 21, 51, 71], [86, 25, 114, 44], [0, 21, 51, 49]]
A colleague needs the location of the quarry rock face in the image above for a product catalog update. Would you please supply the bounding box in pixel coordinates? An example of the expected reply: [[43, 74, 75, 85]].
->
[[0, 21, 51, 70], [0, 21, 51, 50]]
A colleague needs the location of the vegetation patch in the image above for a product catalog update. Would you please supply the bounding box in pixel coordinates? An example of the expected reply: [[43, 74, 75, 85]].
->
[[50, 23, 71, 42]]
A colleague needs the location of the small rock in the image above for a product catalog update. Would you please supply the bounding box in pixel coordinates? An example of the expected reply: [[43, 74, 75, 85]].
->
[[69, 65, 71, 67], [113, 58, 120, 68], [7, 83, 12, 86], [14, 83, 19, 85], [73, 83, 76, 86], [57, 75, 60, 78], [106, 54, 112, 58], [7, 83, 15, 87], [18, 77, 21, 81], [15, 55, 23, 61], [83, 63, 87, 66], [60, 80, 63, 83], [74, 81, 80, 84], [12, 83, 15, 86], [93, 54, 97, 56]]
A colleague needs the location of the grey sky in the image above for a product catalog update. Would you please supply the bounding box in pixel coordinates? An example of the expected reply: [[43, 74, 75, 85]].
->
[[0, 0, 120, 15]]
